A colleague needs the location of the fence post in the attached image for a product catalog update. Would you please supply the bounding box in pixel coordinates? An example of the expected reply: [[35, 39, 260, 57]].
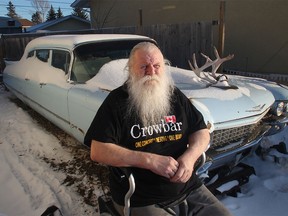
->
[[137, 9, 143, 35]]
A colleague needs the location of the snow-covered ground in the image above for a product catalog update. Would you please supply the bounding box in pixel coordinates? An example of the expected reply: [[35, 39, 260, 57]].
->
[[1, 86, 288, 216]]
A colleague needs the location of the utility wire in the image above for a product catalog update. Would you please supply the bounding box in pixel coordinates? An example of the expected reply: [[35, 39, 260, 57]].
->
[[0, 1, 73, 19], [0, 3, 72, 10]]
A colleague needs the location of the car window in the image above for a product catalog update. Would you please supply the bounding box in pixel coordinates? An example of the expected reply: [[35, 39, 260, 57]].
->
[[71, 39, 155, 83], [27, 50, 35, 58], [51, 50, 71, 74], [36, 49, 49, 62]]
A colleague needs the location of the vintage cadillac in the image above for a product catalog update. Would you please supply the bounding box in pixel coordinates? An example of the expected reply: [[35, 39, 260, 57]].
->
[[3, 34, 288, 190]]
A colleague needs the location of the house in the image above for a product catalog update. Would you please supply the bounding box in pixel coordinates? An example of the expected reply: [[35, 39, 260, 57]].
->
[[0, 16, 22, 34], [18, 19, 34, 32], [26, 15, 91, 33], [71, 0, 288, 74]]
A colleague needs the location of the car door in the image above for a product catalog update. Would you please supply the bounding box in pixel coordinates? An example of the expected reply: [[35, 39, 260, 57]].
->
[[67, 85, 109, 143], [25, 49, 73, 133]]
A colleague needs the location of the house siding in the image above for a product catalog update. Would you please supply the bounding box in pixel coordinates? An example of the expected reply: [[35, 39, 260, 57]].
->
[[87, 0, 288, 74]]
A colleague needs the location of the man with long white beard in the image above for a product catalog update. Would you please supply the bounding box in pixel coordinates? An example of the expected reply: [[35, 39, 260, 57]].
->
[[84, 42, 232, 216]]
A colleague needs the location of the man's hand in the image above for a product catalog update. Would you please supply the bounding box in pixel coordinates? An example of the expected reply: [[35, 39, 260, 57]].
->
[[148, 154, 179, 179], [170, 129, 210, 183], [169, 153, 195, 183]]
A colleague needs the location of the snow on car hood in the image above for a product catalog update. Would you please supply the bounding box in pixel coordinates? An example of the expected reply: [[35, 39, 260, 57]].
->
[[171, 68, 274, 124], [226, 75, 288, 101], [90, 59, 275, 126]]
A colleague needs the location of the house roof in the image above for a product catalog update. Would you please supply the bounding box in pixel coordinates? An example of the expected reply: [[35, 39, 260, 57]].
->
[[19, 19, 34, 27], [0, 16, 22, 28], [71, 0, 89, 8], [26, 15, 90, 33]]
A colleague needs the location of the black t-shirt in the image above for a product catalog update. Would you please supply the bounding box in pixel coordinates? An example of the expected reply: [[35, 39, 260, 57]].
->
[[84, 84, 207, 207]]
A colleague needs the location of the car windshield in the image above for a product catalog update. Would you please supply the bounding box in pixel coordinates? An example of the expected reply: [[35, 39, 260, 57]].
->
[[70, 39, 155, 83]]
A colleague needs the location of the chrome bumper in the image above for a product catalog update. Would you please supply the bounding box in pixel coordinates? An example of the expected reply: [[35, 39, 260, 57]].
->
[[264, 116, 288, 136], [196, 124, 271, 175]]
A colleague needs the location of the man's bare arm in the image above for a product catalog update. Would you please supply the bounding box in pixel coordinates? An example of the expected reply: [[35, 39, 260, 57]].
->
[[171, 128, 210, 183], [90, 140, 179, 179]]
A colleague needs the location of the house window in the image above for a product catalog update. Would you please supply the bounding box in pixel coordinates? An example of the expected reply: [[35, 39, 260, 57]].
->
[[7, 20, 15, 26]]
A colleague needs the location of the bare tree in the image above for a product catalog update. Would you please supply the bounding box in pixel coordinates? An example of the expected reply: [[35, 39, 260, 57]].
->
[[31, 0, 50, 22]]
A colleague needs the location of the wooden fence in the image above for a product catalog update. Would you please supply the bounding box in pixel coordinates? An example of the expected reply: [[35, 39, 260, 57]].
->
[[0, 21, 213, 73]]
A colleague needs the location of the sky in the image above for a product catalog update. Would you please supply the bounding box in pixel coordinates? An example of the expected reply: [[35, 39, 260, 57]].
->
[[0, 0, 76, 20]]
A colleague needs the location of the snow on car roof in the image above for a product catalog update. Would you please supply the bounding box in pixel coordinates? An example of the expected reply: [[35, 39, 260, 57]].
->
[[24, 34, 153, 52]]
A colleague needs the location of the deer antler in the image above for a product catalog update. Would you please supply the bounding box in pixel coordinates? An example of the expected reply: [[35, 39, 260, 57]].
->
[[188, 47, 234, 84], [188, 54, 217, 83]]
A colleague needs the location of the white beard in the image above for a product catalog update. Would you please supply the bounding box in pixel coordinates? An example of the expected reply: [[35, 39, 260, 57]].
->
[[127, 70, 174, 126]]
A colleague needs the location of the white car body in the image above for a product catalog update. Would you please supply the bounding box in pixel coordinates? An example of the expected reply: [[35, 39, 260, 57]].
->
[[3, 34, 288, 175]]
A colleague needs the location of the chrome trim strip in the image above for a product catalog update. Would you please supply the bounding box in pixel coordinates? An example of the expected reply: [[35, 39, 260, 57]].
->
[[5, 83, 85, 135]]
